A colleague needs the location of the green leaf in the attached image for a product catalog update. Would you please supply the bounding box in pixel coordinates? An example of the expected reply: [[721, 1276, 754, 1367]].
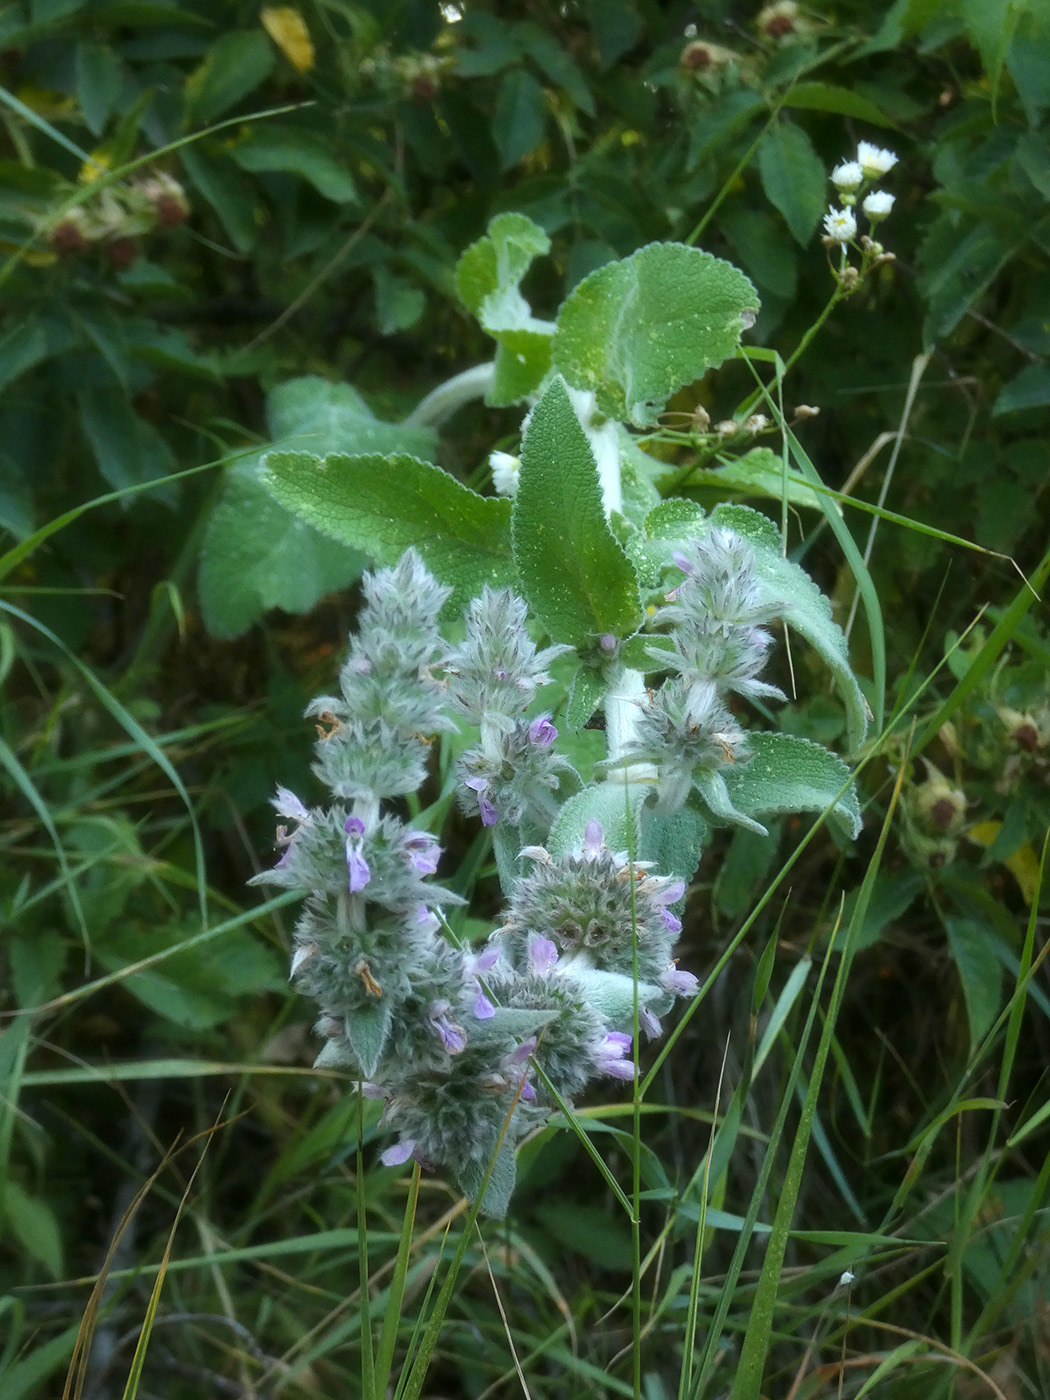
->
[[638, 803, 710, 886], [373, 267, 425, 335], [566, 664, 607, 730], [513, 376, 642, 646], [993, 364, 1050, 415], [75, 41, 123, 135], [722, 732, 862, 843], [782, 81, 899, 129], [757, 122, 826, 248], [919, 217, 1014, 345], [456, 211, 554, 405], [547, 779, 647, 859], [344, 999, 394, 1079], [263, 451, 515, 610], [493, 67, 547, 168], [95, 920, 284, 1031], [199, 462, 366, 639], [2, 1182, 63, 1281], [688, 447, 828, 510], [230, 125, 358, 203], [945, 917, 1003, 1049], [199, 377, 434, 637], [77, 390, 175, 493], [456, 1138, 518, 1218], [179, 143, 258, 254], [552, 243, 759, 427], [184, 29, 275, 125], [267, 376, 438, 458]]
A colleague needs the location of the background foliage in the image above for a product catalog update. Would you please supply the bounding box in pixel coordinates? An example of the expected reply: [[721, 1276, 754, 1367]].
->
[[2, 0, 1049, 1396]]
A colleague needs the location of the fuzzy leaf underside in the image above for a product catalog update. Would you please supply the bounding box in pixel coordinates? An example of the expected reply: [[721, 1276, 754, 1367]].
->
[[723, 732, 862, 843]]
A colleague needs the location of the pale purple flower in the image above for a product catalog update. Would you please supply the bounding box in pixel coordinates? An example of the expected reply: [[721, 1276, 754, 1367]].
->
[[661, 964, 699, 998], [404, 830, 441, 875], [599, 634, 617, 655], [381, 1138, 417, 1166], [273, 786, 310, 823], [506, 1037, 538, 1101], [528, 714, 557, 747], [289, 943, 317, 979], [639, 1006, 663, 1039], [344, 815, 371, 892], [528, 934, 558, 974], [429, 999, 467, 1054], [415, 905, 440, 936], [464, 775, 498, 826], [360, 1082, 386, 1099], [596, 1030, 635, 1080], [583, 820, 604, 858], [652, 879, 686, 934]]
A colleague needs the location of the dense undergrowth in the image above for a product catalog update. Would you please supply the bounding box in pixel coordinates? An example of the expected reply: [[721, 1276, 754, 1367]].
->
[[1, 1, 1049, 1397]]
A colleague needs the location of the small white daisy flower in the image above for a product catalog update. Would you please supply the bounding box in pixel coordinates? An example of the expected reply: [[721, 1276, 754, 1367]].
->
[[822, 205, 857, 243], [862, 190, 895, 222], [489, 450, 520, 497], [830, 160, 863, 192], [857, 141, 898, 178]]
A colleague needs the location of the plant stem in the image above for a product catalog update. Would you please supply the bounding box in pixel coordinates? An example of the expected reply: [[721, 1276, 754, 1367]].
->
[[402, 364, 495, 428]]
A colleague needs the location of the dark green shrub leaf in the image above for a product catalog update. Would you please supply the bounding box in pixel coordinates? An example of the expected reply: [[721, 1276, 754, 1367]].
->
[[513, 376, 642, 646], [230, 125, 358, 203], [992, 364, 1050, 415], [494, 67, 547, 168], [758, 122, 826, 247], [184, 29, 275, 125], [945, 916, 1003, 1049]]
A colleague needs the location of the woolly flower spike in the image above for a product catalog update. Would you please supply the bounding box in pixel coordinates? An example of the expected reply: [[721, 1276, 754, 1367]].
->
[[857, 141, 898, 178], [496, 824, 687, 984], [862, 190, 895, 222], [445, 587, 571, 726], [308, 550, 456, 801], [489, 450, 520, 497], [830, 160, 863, 192], [823, 205, 857, 243]]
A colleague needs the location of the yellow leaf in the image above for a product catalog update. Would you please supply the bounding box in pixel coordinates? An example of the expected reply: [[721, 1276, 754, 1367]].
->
[[78, 150, 111, 184], [967, 820, 1042, 907], [261, 6, 315, 74]]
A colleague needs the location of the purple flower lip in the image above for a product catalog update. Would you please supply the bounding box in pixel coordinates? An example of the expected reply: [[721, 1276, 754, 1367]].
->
[[464, 776, 498, 826], [273, 787, 310, 822], [380, 1138, 416, 1167], [596, 1031, 636, 1080], [404, 830, 441, 875], [528, 934, 558, 974], [583, 820, 604, 857], [344, 816, 371, 892], [528, 714, 558, 747], [429, 1000, 467, 1054], [661, 964, 699, 998]]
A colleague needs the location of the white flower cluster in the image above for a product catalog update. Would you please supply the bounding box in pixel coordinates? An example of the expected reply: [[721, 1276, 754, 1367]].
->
[[823, 140, 898, 245]]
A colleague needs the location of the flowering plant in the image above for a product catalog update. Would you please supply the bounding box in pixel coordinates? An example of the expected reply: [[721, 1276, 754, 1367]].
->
[[254, 224, 867, 1215]]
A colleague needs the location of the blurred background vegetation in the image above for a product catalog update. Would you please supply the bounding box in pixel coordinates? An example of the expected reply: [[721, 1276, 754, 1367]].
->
[[1, 0, 1049, 1396]]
